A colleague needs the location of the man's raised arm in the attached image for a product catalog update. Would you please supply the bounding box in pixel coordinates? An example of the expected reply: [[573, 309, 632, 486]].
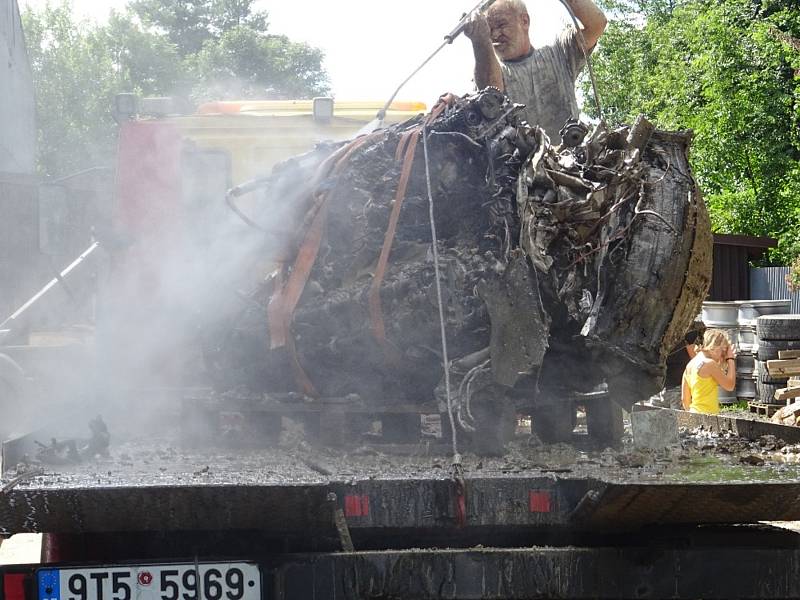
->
[[465, 14, 505, 91], [563, 0, 607, 51]]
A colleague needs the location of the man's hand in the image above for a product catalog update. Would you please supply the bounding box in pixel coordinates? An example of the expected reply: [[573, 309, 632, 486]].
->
[[464, 12, 491, 45], [465, 11, 504, 91]]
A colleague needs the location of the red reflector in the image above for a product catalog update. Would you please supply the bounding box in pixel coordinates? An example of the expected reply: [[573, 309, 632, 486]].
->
[[529, 490, 552, 513], [344, 494, 370, 517], [4, 573, 27, 600]]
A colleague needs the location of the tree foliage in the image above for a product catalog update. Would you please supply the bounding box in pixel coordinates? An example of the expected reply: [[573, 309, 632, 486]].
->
[[191, 27, 329, 101], [128, 0, 269, 56], [588, 0, 800, 264], [22, 5, 162, 176], [22, 0, 329, 177]]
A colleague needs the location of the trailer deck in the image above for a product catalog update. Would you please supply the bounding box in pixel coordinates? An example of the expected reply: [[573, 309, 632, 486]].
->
[[4, 410, 800, 538], [5, 408, 800, 598]]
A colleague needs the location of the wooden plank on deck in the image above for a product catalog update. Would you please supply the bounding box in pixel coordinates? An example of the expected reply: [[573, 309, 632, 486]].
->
[[767, 359, 800, 377], [776, 387, 800, 402]]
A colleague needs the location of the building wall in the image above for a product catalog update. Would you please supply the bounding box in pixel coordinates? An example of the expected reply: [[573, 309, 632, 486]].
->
[[751, 267, 800, 314], [710, 244, 751, 301], [0, 0, 36, 175]]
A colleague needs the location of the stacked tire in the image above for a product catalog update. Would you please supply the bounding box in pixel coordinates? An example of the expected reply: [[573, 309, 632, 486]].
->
[[733, 321, 757, 403], [755, 315, 800, 403]]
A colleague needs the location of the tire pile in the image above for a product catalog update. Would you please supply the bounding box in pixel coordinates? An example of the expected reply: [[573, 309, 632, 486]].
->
[[733, 321, 757, 404], [755, 315, 800, 403]]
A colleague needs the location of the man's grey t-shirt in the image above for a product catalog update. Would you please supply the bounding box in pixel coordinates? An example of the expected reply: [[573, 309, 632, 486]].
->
[[500, 28, 586, 143]]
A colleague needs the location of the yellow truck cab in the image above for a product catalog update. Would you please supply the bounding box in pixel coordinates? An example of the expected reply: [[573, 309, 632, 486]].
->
[[121, 97, 428, 185], [112, 96, 427, 243]]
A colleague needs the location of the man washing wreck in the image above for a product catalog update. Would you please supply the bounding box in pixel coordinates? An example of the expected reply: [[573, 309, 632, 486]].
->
[[465, 0, 607, 144]]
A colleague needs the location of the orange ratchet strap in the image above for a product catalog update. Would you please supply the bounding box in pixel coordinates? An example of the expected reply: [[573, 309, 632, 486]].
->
[[267, 133, 381, 395], [367, 97, 454, 357]]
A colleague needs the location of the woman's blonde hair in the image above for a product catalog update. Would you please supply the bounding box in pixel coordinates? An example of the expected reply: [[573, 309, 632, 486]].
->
[[698, 328, 731, 352]]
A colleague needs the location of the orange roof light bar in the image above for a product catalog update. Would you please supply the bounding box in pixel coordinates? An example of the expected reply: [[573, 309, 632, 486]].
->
[[195, 98, 428, 116]]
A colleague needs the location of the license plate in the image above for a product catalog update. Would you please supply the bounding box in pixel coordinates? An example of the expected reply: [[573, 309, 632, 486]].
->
[[37, 562, 261, 600]]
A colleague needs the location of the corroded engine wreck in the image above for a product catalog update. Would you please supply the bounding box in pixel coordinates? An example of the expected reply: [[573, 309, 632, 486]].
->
[[208, 89, 712, 447]]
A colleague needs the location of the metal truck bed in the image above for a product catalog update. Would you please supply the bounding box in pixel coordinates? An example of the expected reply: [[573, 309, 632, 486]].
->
[[4, 417, 800, 537]]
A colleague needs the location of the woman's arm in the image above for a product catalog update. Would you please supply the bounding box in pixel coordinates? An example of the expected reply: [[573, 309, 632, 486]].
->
[[681, 372, 691, 410], [699, 358, 737, 392]]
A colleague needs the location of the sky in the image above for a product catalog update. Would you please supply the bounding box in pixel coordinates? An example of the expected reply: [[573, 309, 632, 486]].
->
[[17, 0, 571, 107]]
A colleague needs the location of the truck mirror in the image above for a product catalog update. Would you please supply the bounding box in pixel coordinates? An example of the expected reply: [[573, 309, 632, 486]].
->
[[113, 93, 139, 121], [313, 97, 334, 122]]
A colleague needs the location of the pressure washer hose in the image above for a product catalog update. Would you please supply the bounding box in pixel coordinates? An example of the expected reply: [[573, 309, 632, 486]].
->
[[374, 0, 498, 128], [557, 0, 605, 122]]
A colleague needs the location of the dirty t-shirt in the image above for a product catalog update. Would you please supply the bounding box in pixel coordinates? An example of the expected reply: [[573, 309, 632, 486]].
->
[[500, 28, 586, 144]]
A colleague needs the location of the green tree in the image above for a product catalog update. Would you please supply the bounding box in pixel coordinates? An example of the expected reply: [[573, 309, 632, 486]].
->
[[23, 0, 329, 177], [128, 0, 212, 56], [129, 0, 269, 56], [209, 0, 268, 35], [23, 4, 117, 177], [589, 0, 800, 264], [192, 27, 329, 101], [101, 11, 184, 95], [130, 0, 327, 100], [22, 3, 182, 176]]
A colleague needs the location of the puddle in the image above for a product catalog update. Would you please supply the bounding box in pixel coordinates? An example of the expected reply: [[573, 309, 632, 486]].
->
[[664, 453, 800, 483]]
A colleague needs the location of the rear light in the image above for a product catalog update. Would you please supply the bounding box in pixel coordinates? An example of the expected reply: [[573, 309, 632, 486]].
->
[[344, 494, 370, 517], [3, 573, 28, 600], [529, 490, 552, 513]]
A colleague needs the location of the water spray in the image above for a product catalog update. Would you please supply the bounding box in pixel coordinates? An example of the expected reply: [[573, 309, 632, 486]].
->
[[358, 0, 498, 136]]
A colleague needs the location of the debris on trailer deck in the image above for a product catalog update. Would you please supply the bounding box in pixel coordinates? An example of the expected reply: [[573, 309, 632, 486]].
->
[[8, 422, 800, 535], [0, 467, 44, 493], [22, 416, 110, 467], [9, 422, 800, 489], [205, 88, 711, 448]]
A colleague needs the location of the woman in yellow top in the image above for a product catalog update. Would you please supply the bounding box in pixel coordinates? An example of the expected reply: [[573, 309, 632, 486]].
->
[[681, 329, 737, 415]]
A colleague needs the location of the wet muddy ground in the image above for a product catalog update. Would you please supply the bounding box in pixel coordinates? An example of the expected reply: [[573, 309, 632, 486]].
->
[[6, 416, 800, 491]]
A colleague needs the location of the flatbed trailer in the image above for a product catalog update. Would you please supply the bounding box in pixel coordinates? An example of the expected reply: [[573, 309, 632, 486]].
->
[[4, 407, 800, 598], [4, 530, 800, 599]]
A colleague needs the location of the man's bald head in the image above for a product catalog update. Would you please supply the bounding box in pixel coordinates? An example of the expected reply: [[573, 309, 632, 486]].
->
[[489, 0, 529, 19], [486, 0, 532, 61]]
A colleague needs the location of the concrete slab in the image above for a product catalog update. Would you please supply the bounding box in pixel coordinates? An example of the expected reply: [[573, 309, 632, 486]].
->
[[631, 409, 679, 450]]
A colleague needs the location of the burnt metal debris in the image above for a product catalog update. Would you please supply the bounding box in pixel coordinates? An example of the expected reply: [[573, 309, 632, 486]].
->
[[29, 415, 110, 466], [206, 88, 712, 448]]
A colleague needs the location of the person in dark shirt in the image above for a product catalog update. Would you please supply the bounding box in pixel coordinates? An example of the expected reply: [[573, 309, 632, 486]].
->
[[658, 322, 706, 409]]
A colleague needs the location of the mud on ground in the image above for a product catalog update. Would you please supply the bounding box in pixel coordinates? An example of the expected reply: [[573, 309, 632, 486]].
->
[[6, 418, 800, 491]]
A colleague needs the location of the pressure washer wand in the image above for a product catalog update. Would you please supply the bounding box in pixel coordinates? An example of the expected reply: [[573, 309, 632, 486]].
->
[[361, 0, 498, 136], [555, 0, 604, 121], [444, 0, 498, 43]]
